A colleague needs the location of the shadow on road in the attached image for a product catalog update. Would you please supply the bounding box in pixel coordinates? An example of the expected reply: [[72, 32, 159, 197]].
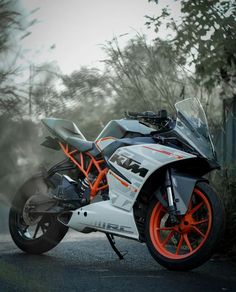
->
[[0, 233, 236, 292]]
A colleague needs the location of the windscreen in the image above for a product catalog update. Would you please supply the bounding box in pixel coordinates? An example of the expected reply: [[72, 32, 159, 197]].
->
[[174, 98, 215, 160]]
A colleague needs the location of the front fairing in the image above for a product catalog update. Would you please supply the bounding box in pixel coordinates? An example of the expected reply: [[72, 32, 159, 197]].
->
[[173, 98, 217, 162]]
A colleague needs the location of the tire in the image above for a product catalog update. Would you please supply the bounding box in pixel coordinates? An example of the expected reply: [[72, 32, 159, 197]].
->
[[9, 175, 68, 254], [145, 182, 225, 271]]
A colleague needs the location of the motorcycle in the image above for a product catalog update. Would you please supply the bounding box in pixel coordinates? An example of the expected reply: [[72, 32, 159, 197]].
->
[[9, 98, 224, 270]]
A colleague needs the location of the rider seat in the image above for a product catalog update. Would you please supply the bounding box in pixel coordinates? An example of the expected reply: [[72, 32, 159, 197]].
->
[[67, 137, 94, 152]]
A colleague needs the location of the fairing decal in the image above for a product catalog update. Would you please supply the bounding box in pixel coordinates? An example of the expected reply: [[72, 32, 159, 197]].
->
[[95, 137, 116, 151], [66, 200, 139, 239], [110, 153, 149, 178], [143, 146, 184, 160], [107, 143, 196, 211]]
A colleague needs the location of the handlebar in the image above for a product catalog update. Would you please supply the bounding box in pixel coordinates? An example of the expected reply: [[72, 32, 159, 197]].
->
[[125, 109, 171, 130], [126, 111, 156, 118], [126, 110, 167, 118]]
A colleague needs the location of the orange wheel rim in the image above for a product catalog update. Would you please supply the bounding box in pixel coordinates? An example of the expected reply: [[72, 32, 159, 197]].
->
[[149, 188, 212, 259]]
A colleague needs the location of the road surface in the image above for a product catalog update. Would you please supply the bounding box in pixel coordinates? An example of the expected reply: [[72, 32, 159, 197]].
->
[[0, 229, 235, 292]]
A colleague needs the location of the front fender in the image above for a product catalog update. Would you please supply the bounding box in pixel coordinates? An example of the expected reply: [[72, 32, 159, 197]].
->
[[154, 172, 208, 215], [170, 171, 208, 215]]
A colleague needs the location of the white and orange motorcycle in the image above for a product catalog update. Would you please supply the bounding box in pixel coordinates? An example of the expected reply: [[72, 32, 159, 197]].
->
[[9, 98, 224, 270]]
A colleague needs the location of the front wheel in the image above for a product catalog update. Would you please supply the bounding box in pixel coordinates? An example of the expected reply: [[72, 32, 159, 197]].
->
[[145, 182, 225, 270]]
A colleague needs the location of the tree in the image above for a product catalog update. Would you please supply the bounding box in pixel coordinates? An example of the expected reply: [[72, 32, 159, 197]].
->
[[146, 0, 236, 92], [29, 62, 64, 117], [102, 34, 191, 115], [60, 67, 112, 139], [0, 0, 36, 119], [147, 0, 236, 164], [0, 2, 55, 201]]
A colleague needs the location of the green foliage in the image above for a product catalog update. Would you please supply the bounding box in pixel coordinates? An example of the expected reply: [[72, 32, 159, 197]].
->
[[147, 0, 236, 90], [102, 35, 189, 116], [211, 167, 236, 256], [0, 0, 21, 53], [0, 0, 22, 118], [29, 62, 64, 117], [57, 34, 220, 137], [60, 67, 112, 139], [61, 67, 111, 102], [0, 0, 34, 119]]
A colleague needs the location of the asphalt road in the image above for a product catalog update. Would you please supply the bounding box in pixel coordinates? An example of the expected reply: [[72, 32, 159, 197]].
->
[[0, 229, 236, 292]]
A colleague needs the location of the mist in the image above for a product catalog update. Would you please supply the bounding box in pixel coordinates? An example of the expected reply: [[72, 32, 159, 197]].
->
[[0, 0, 235, 255]]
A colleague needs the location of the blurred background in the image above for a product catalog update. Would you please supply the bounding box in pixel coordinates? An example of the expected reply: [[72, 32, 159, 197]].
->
[[0, 0, 235, 255]]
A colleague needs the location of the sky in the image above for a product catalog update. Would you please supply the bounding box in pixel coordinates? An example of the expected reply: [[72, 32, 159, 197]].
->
[[19, 0, 180, 74]]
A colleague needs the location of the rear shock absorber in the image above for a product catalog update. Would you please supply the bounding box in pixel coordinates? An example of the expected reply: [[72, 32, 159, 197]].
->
[[78, 176, 91, 204]]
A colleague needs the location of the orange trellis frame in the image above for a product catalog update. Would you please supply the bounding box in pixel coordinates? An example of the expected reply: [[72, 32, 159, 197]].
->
[[59, 143, 108, 198]]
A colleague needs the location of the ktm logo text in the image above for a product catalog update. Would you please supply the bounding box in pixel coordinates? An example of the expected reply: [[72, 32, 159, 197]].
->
[[110, 153, 148, 178]]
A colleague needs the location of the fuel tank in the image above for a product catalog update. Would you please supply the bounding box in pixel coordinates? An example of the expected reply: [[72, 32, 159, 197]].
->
[[96, 119, 155, 140]]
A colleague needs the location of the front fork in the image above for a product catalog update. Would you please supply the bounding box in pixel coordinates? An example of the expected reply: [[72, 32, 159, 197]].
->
[[164, 168, 199, 221], [165, 169, 178, 224]]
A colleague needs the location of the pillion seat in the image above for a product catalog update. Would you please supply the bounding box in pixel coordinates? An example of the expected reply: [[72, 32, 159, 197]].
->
[[42, 118, 94, 152]]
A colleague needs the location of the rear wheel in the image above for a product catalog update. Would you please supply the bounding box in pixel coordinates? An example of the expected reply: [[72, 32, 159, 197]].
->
[[9, 175, 68, 254], [145, 182, 224, 270]]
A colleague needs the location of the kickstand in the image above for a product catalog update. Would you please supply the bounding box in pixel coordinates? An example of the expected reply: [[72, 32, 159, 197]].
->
[[106, 233, 125, 260]]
